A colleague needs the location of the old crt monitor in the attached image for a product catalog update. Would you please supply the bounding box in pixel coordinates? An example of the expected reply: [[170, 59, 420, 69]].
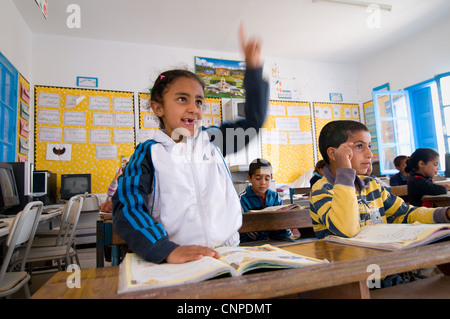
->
[[0, 163, 20, 214], [5, 162, 32, 215], [222, 98, 246, 122], [32, 170, 57, 205], [60, 174, 91, 200]]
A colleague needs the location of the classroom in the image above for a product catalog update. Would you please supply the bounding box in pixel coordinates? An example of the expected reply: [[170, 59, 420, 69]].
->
[[1, 0, 450, 301]]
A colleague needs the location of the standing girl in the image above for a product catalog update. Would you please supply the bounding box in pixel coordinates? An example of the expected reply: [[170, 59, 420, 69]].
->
[[113, 25, 269, 264], [406, 148, 450, 207]]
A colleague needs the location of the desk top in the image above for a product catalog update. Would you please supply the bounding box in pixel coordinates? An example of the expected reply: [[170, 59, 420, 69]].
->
[[32, 240, 450, 299], [0, 209, 61, 238]]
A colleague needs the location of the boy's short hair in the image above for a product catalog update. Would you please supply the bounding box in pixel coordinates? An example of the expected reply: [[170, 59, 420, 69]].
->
[[248, 158, 273, 177], [318, 120, 369, 164], [393, 155, 408, 168], [314, 159, 326, 172]]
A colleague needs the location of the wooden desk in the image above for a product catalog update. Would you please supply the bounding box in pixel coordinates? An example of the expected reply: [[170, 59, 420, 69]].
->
[[389, 185, 409, 202], [239, 209, 312, 233], [0, 209, 62, 240], [96, 209, 315, 267], [32, 240, 450, 299], [422, 193, 450, 207]]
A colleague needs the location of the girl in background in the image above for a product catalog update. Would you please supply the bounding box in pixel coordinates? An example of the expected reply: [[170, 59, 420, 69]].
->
[[406, 148, 450, 207]]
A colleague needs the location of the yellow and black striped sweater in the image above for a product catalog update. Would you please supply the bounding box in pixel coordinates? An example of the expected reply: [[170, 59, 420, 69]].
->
[[309, 166, 450, 239]]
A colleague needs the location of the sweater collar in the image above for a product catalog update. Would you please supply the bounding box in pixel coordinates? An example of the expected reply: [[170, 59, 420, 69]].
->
[[323, 165, 367, 191]]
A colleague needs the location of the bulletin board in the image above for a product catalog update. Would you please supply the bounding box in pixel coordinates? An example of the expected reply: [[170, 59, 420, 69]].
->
[[137, 92, 222, 143], [34, 86, 136, 195], [17, 74, 31, 162], [261, 100, 315, 184], [363, 100, 379, 162], [313, 102, 361, 160]]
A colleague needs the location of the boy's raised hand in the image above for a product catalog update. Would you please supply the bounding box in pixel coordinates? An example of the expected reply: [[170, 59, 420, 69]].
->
[[331, 142, 354, 170], [239, 23, 262, 69]]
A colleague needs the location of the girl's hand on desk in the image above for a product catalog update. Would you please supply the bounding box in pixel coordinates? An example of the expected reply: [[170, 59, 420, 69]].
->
[[166, 245, 220, 264]]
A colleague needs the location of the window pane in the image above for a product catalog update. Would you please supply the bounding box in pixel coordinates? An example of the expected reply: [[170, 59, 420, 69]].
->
[[392, 94, 408, 118], [441, 76, 450, 106], [4, 71, 11, 106], [380, 120, 395, 144], [376, 94, 392, 118], [3, 107, 10, 142], [395, 119, 411, 144], [444, 107, 450, 131], [398, 145, 412, 157], [381, 146, 397, 171]]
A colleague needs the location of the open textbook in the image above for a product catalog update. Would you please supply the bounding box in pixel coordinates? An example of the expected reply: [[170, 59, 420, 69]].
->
[[118, 244, 328, 293], [324, 223, 450, 250], [249, 203, 304, 212]]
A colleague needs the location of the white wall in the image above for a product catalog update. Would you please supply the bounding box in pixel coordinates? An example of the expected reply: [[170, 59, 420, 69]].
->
[[31, 34, 361, 104], [0, 0, 33, 81], [358, 14, 450, 101]]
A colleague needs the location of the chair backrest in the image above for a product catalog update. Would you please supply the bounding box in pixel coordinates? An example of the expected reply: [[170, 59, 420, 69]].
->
[[0, 201, 43, 281], [53, 197, 77, 245], [60, 195, 84, 253], [81, 193, 100, 212]]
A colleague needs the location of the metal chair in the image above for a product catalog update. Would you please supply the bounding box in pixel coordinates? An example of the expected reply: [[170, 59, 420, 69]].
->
[[12, 195, 84, 273], [0, 201, 43, 298]]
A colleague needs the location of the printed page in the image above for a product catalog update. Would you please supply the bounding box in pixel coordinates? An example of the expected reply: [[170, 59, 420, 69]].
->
[[216, 245, 324, 274], [124, 254, 232, 290], [343, 224, 442, 244]]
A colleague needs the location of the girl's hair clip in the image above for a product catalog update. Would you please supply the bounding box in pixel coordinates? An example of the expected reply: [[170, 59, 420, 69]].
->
[[160, 75, 166, 80]]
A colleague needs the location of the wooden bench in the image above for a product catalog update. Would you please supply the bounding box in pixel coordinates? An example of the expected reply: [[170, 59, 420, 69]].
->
[[239, 209, 315, 246], [239, 209, 312, 233], [389, 185, 409, 203]]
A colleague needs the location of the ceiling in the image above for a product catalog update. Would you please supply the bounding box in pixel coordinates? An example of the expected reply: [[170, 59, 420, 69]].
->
[[13, 0, 450, 64]]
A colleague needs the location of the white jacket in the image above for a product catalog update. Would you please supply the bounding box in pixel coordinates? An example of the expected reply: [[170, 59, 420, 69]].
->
[[150, 129, 242, 248]]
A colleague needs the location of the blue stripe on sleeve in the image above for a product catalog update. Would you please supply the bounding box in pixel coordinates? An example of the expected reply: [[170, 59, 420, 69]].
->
[[119, 140, 166, 243]]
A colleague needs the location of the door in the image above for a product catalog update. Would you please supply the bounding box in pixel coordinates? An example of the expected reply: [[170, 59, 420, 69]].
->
[[408, 81, 439, 151], [0, 52, 18, 162]]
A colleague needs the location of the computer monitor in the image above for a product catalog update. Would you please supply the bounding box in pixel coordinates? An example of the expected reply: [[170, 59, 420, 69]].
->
[[0, 162, 20, 213], [32, 171, 47, 197], [6, 162, 32, 215], [32, 170, 57, 205], [60, 174, 91, 200]]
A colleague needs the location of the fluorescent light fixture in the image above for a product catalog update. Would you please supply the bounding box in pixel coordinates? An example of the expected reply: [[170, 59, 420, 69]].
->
[[313, 0, 392, 11]]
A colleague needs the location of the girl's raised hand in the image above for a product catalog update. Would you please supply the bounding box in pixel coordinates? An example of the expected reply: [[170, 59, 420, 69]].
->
[[239, 23, 262, 69]]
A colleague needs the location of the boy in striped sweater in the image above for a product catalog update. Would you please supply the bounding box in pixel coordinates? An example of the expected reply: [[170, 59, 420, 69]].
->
[[309, 120, 450, 240]]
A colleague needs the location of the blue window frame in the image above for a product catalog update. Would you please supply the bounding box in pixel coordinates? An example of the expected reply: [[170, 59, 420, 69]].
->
[[373, 90, 415, 175], [0, 51, 19, 162], [436, 72, 450, 153], [406, 78, 445, 172]]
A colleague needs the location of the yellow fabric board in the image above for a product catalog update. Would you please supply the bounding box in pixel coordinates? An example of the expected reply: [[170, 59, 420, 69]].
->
[[261, 100, 314, 184], [313, 102, 361, 161], [34, 86, 135, 195]]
